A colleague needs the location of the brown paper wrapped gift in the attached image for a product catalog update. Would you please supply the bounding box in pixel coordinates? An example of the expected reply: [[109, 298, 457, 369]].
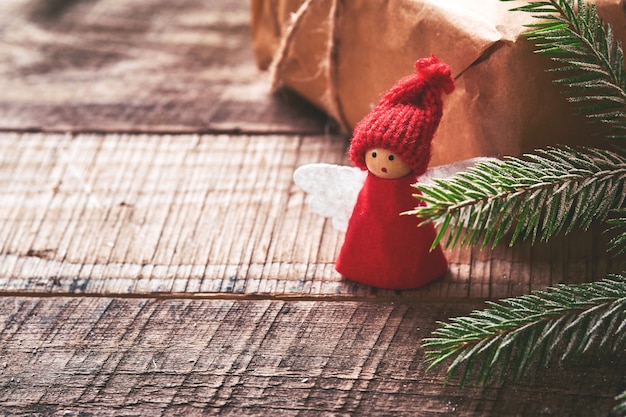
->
[[251, 0, 624, 166]]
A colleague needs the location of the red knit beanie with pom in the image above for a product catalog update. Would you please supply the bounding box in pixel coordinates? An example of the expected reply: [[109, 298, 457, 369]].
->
[[349, 55, 455, 176]]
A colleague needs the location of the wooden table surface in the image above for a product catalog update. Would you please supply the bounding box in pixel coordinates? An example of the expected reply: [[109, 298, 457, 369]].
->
[[0, 0, 623, 415]]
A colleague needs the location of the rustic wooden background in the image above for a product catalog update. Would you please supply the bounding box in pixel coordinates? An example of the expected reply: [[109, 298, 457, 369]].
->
[[0, 0, 624, 415]]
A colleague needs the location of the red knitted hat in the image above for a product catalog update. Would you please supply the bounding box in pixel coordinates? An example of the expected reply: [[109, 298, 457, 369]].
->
[[349, 55, 455, 176]]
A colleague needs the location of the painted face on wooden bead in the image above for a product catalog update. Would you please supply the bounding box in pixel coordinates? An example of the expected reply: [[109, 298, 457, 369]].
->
[[364, 147, 412, 179]]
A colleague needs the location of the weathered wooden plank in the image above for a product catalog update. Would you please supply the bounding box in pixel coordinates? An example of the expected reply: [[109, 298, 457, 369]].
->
[[0, 132, 621, 299], [0, 0, 327, 134], [0, 297, 623, 416]]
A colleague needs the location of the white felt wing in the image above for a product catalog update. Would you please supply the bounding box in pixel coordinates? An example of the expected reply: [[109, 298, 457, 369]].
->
[[294, 158, 500, 233], [293, 163, 366, 233], [417, 157, 499, 185]]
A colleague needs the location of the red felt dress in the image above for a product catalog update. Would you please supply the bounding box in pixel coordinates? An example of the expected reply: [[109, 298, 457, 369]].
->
[[335, 171, 448, 289]]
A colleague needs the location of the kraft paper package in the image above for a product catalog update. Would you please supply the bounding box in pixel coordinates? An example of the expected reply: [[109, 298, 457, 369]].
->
[[251, 0, 625, 166]]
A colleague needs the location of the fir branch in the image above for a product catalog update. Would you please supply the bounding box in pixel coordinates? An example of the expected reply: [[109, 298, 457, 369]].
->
[[503, 0, 626, 140], [422, 275, 626, 387], [409, 146, 626, 249]]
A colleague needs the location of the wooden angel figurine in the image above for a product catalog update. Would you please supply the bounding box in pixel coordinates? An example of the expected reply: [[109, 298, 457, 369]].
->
[[295, 56, 476, 290]]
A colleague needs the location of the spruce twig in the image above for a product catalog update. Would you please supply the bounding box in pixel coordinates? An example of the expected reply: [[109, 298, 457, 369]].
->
[[408, 146, 626, 249], [422, 275, 626, 386], [504, 0, 626, 140]]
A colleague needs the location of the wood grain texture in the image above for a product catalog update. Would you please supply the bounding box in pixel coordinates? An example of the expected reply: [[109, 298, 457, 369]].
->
[[0, 132, 621, 299], [0, 0, 329, 134], [0, 0, 622, 415], [0, 297, 623, 416]]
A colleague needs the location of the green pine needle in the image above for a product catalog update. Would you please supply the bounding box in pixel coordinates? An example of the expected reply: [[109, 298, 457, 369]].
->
[[422, 275, 626, 386], [409, 146, 626, 250], [503, 0, 626, 140]]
